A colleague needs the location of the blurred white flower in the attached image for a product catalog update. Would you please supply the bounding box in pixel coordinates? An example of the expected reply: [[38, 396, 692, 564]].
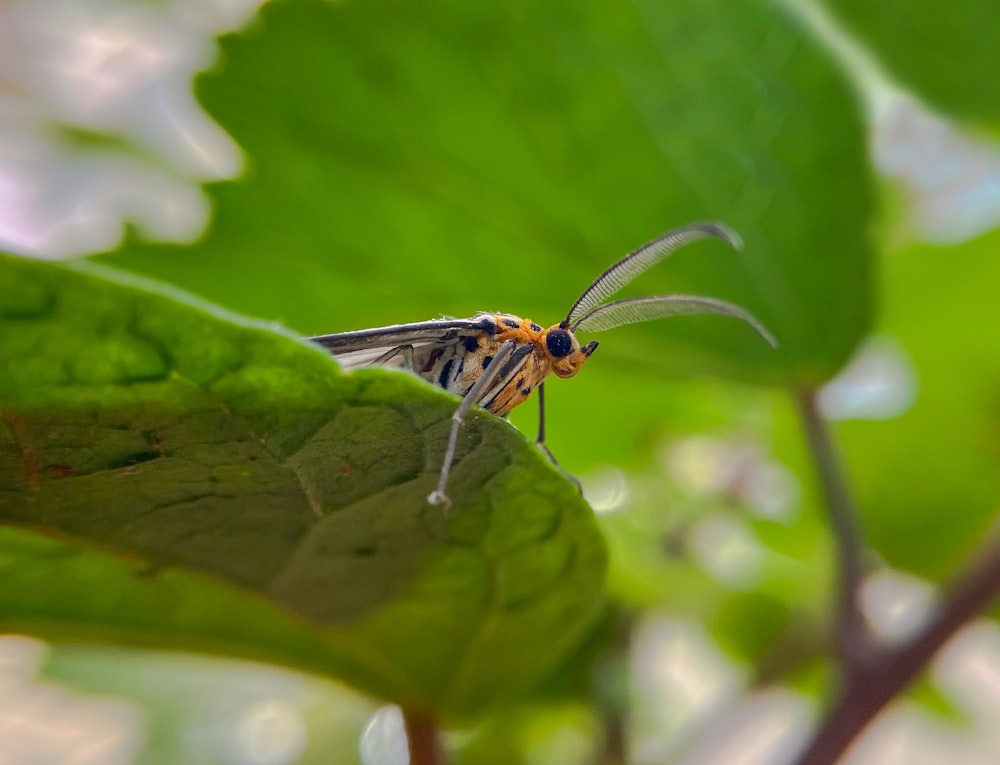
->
[[226, 699, 307, 765], [788, 0, 1000, 245], [859, 567, 935, 644], [0, 0, 257, 258], [666, 435, 800, 521], [689, 515, 765, 589], [819, 335, 918, 421], [359, 705, 409, 765], [630, 618, 744, 764], [582, 467, 631, 515], [0, 636, 145, 765], [872, 94, 1000, 246]]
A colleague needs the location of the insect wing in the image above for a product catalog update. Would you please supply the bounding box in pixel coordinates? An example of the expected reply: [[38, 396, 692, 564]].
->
[[310, 317, 494, 371]]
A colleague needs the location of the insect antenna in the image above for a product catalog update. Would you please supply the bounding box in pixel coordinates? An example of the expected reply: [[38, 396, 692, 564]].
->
[[563, 222, 742, 329], [571, 295, 778, 347]]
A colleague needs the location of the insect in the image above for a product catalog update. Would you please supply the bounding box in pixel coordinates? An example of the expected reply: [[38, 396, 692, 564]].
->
[[311, 221, 776, 507]]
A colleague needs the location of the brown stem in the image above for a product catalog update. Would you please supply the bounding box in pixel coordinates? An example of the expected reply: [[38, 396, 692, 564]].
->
[[593, 609, 634, 765], [402, 708, 445, 765], [794, 524, 1000, 765], [796, 388, 872, 681]]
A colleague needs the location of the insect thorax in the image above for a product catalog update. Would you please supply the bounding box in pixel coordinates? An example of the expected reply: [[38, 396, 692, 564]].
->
[[413, 313, 592, 417]]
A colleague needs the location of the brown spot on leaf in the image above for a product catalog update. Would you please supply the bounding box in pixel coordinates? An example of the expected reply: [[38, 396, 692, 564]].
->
[[4, 410, 39, 489], [45, 464, 74, 479]]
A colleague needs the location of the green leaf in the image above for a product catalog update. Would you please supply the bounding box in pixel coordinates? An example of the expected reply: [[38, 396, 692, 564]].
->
[[837, 229, 1000, 577], [907, 677, 966, 724], [0, 252, 607, 720], [821, 0, 1000, 125], [99, 0, 873, 388]]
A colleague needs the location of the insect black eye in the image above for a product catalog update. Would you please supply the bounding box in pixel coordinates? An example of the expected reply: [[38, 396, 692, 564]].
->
[[545, 328, 573, 358]]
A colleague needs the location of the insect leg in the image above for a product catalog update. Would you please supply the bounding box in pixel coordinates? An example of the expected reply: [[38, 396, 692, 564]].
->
[[370, 344, 415, 369], [428, 339, 518, 508], [534, 383, 583, 494], [535, 382, 554, 459]]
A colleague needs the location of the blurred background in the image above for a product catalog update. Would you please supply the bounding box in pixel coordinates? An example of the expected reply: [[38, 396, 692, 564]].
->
[[2, 0, 1000, 763]]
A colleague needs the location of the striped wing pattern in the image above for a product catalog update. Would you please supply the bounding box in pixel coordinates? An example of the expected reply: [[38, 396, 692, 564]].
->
[[311, 317, 492, 371], [310, 314, 541, 416]]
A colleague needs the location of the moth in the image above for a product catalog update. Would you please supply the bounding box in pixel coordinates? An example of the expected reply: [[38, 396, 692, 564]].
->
[[311, 222, 776, 507]]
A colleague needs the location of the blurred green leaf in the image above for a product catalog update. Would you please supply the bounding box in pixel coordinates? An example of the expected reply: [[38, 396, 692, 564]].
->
[[836, 229, 1000, 577], [0, 252, 606, 720], [821, 0, 1000, 125], [100, 0, 873, 391], [907, 678, 966, 725], [455, 701, 598, 765], [711, 592, 793, 663]]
